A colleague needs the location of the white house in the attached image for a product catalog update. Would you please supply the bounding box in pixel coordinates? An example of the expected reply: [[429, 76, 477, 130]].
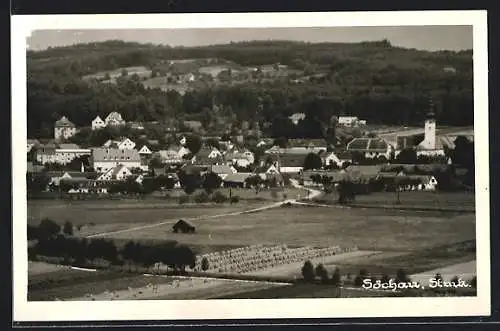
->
[[54, 116, 77, 141], [157, 149, 183, 164], [256, 140, 267, 148], [97, 164, 133, 181], [105, 112, 126, 126], [138, 145, 152, 155], [264, 164, 279, 174], [103, 137, 136, 150], [91, 148, 142, 173], [338, 116, 359, 127], [179, 136, 187, 146], [323, 151, 352, 168], [54, 144, 91, 165], [208, 148, 223, 159], [91, 116, 106, 130], [289, 113, 306, 125]]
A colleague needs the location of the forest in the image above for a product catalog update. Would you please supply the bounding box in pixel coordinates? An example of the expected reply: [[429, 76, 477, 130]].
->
[[27, 40, 473, 139]]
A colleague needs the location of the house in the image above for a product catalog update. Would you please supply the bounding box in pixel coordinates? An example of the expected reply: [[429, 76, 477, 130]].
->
[[97, 164, 133, 181], [347, 137, 393, 160], [54, 116, 77, 141], [265, 145, 327, 155], [224, 150, 255, 168], [91, 116, 106, 130], [256, 140, 267, 148], [289, 113, 306, 125], [323, 151, 353, 168], [138, 145, 152, 155], [183, 121, 203, 132], [35, 141, 58, 164], [208, 148, 223, 159], [157, 149, 183, 164], [338, 116, 359, 127], [47, 171, 97, 186], [27, 139, 40, 153], [266, 154, 305, 174], [91, 148, 141, 173], [129, 122, 145, 130], [377, 172, 438, 191], [54, 144, 91, 165], [222, 173, 253, 188], [64, 179, 109, 194], [344, 165, 383, 182], [209, 164, 237, 180], [178, 146, 191, 159], [103, 137, 136, 150], [172, 220, 196, 234], [104, 112, 126, 126]]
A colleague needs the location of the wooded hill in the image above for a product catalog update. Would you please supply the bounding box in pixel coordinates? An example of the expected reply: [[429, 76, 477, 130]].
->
[[27, 40, 473, 139]]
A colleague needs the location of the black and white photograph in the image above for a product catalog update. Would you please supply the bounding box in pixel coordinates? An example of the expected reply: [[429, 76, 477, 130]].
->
[[12, 11, 490, 322]]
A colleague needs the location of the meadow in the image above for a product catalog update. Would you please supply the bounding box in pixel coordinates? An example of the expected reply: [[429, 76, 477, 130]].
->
[[97, 205, 475, 253]]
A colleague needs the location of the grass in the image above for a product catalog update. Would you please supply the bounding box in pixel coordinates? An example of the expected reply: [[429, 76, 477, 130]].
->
[[314, 191, 475, 212], [99, 205, 475, 253], [27, 199, 265, 226]]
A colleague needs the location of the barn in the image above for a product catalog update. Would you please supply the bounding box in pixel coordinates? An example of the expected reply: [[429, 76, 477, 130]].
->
[[172, 220, 196, 234]]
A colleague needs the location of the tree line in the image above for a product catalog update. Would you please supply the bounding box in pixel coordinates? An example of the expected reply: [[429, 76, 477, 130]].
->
[[28, 40, 472, 139], [28, 218, 197, 273]]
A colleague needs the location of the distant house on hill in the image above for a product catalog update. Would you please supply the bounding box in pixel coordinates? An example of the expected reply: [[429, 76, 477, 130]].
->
[[173, 220, 196, 233], [54, 116, 77, 141], [103, 137, 136, 150], [91, 116, 106, 130], [183, 121, 203, 132], [338, 116, 359, 127], [289, 113, 306, 125], [104, 112, 126, 127]]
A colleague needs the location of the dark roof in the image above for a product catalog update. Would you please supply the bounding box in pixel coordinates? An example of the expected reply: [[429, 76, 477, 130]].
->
[[347, 138, 389, 152], [223, 173, 252, 183], [55, 116, 75, 128], [173, 219, 195, 229], [380, 164, 450, 174]]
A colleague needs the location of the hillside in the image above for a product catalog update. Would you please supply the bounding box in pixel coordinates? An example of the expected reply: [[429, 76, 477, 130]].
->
[[27, 40, 473, 139]]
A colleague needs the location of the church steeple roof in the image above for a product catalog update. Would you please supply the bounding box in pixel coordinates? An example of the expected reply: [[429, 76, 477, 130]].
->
[[425, 96, 435, 119]]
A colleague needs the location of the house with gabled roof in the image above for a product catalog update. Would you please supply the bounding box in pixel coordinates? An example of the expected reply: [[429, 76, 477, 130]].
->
[[54, 116, 77, 141], [209, 164, 237, 180], [138, 145, 152, 155], [96, 164, 133, 181], [103, 137, 136, 150], [289, 112, 306, 125], [104, 112, 126, 126], [222, 173, 253, 188], [91, 148, 141, 173], [323, 150, 353, 168], [91, 116, 106, 130]]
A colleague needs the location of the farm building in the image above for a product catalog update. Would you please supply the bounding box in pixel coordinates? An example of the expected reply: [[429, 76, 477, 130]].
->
[[347, 137, 393, 159], [91, 148, 142, 173], [173, 220, 196, 233], [323, 151, 353, 168], [222, 173, 253, 188]]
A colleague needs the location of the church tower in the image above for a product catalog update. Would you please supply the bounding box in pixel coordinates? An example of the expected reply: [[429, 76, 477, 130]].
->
[[422, 97, 436, 150]]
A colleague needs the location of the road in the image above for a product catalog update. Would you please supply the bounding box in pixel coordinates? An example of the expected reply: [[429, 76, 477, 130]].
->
[[86, 182, 322, 238]]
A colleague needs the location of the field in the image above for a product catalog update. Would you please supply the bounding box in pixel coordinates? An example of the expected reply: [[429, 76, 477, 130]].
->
[[313, 191, 476, 212], [27, 189, 477, 299], [96, 206, 475, 252]]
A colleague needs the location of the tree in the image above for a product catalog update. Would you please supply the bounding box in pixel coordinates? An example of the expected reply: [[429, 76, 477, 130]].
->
[[201, 256, 210, 271], [303, 152, 323, 170], [202, 172, 222, 194], [301, 260, 316, 282], [337, 181, 356, 204], [471, 275, 477, 288], [184, 134, 202, 155], [273, 137, 288, 148], [38, 218, 61, 239], [63, 221, 74, 236], [315, 264, 329, 284], [395, 148, 418, 164]]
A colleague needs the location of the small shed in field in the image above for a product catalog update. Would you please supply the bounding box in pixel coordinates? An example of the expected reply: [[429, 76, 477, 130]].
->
[[172, 219, 196, 233]]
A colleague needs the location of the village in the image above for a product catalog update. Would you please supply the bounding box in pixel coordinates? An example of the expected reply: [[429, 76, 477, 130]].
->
[[26, 104, 473, 198]]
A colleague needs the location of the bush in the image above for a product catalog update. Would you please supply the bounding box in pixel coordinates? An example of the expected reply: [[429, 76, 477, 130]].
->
[[63, 221, 74, 236], [194, 191, 210, 203], [211, 191, 228, 203], [178, 195, 190, 204], [331, 267, 341, 286], [354, 275, 363, 286], [229, 195, 240, 204]]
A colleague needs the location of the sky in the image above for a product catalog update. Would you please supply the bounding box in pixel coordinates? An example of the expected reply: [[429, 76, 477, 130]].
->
[[27, 26, 473, 52]]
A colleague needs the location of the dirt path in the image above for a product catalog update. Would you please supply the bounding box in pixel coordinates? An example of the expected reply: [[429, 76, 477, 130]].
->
[[87, 182, 322, 238]]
